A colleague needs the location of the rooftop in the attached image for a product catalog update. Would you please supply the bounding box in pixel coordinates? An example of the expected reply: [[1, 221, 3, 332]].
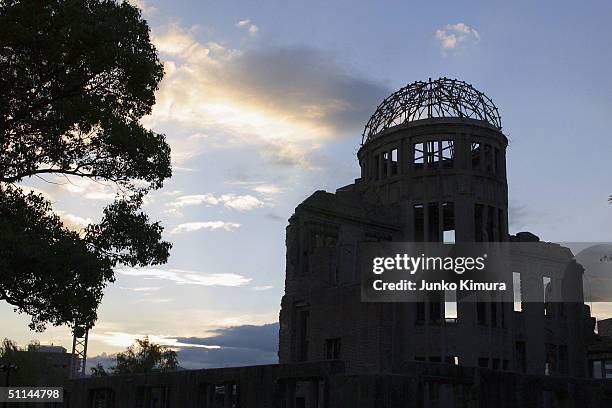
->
[[362, 77, 502, 144]]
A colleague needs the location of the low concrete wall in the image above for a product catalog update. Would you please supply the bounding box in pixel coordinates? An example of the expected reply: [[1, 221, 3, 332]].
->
[[66, 360, 612, 407]]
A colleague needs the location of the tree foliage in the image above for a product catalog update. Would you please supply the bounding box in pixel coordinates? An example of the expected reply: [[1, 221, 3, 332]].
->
[[0, 0, 172, 331], [90, 336, 178, 376]]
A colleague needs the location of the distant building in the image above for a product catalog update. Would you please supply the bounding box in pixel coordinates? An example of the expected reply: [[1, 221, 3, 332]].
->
[[32, 346, 73, 381], [0, 343, 72, 390]]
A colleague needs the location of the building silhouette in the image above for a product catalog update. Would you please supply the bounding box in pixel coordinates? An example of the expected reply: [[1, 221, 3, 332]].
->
[[67, 78, 612, 408], [279, 78, 589, 377]]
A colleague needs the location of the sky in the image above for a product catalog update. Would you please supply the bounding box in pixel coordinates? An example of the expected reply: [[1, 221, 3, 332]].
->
[[2, 0, 612, 370]]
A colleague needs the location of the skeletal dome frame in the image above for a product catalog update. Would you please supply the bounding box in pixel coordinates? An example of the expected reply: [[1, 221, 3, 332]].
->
[[362, 77, 502, 144]]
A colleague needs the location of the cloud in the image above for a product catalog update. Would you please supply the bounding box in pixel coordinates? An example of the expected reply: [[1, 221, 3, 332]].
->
[[168, 133, 210, 171], [120, 286, 161, 292], [58, 177, 116, 201], [508, 202, 542, 234], [86, 352, 115, 373], [16, 184, 53, 200], [133, 297, 175, 304], [88, 323, 279, 370], [56, 211, 92, 232], [221, 194, 264, 211], [148, 25, 389, 168], [128, 0, 157, 16], [266, 213, 285, 222], [435, 23, 480, 53], [177, 346, 276, 369], [252, 285, 274, 291], [117, 267, 251, 287], [236, 19, 259, 36], [170, 221, 241, 234], [251, 184, 282, 195], [223, 181, 284, 206], [89, 331, 222, 349], [177, 323, 278, 352], [168, 194, 219, 208], [167, 193, 265, 212], [174, 323, 279, 368]]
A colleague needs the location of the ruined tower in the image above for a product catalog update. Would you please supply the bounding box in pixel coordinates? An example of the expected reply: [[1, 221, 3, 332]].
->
[[279, 78, 588, 377]]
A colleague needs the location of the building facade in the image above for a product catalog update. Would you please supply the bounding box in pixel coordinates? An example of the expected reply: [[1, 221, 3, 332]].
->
[[279, 78, 590, 377]]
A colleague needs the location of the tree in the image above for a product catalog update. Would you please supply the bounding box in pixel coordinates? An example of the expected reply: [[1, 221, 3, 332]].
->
[[0, 0, 172, 331], [90, 336, 178, 376], [90, 362, 109, 377]]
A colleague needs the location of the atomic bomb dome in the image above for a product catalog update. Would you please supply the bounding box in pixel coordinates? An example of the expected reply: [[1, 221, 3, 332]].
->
[[362, 77, 502, 144]]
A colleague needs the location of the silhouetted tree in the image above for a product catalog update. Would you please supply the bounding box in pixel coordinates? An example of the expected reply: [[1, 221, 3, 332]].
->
[[91, 337, 178, 376], [0, 0, 172, 331], [90, 362, 109, 377]]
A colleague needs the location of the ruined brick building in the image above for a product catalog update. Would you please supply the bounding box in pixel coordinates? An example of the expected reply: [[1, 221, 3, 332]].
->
[[67, 78, 612, 408], [279, 78, 590, 378]]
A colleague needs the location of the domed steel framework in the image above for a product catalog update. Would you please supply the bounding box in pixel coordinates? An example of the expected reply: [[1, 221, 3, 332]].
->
[[362, 78, 502, 144]]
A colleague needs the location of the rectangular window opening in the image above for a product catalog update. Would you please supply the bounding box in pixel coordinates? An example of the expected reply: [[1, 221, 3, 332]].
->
[[492, 358, 500, 370], [416, 301, 425, 325], [325, 338, 341, 360], [477, 301, 487, 325], [391, 148, 398, 175], [442, 202, 455, 243], [382, 151, 389, 178], [593, 360, 603, 378], [428, 203, 440, 242], [444, 289, 458, 321], [513, 272, 523, 312], [516, 341, 527, 373], [374, 154, 380, 180], [426, 141, 439, 168], [495, 147, 501, 174], [474, 204, 484, 242], [543, 276, 552, 316], [441, 140, 454, 168], [491, 302, 498, 327], [414, 204, 424, 242], [414, 143, 424, 169], [487, 206, 495, 242], [297, 309, 310, 362], [484, 144, 493, 173], [545, 343, 557, 375], [471, 142, 481, 169], [313, 231, 338, 250], [559, 345, 568, 375], [429, 293, 442, 325]]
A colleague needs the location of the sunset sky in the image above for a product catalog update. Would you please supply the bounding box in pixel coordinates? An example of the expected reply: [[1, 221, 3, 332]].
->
[[2, 0, 612, 369]]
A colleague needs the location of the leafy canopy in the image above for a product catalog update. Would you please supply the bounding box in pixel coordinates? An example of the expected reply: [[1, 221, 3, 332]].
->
[[0, 0, 172, 331]]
